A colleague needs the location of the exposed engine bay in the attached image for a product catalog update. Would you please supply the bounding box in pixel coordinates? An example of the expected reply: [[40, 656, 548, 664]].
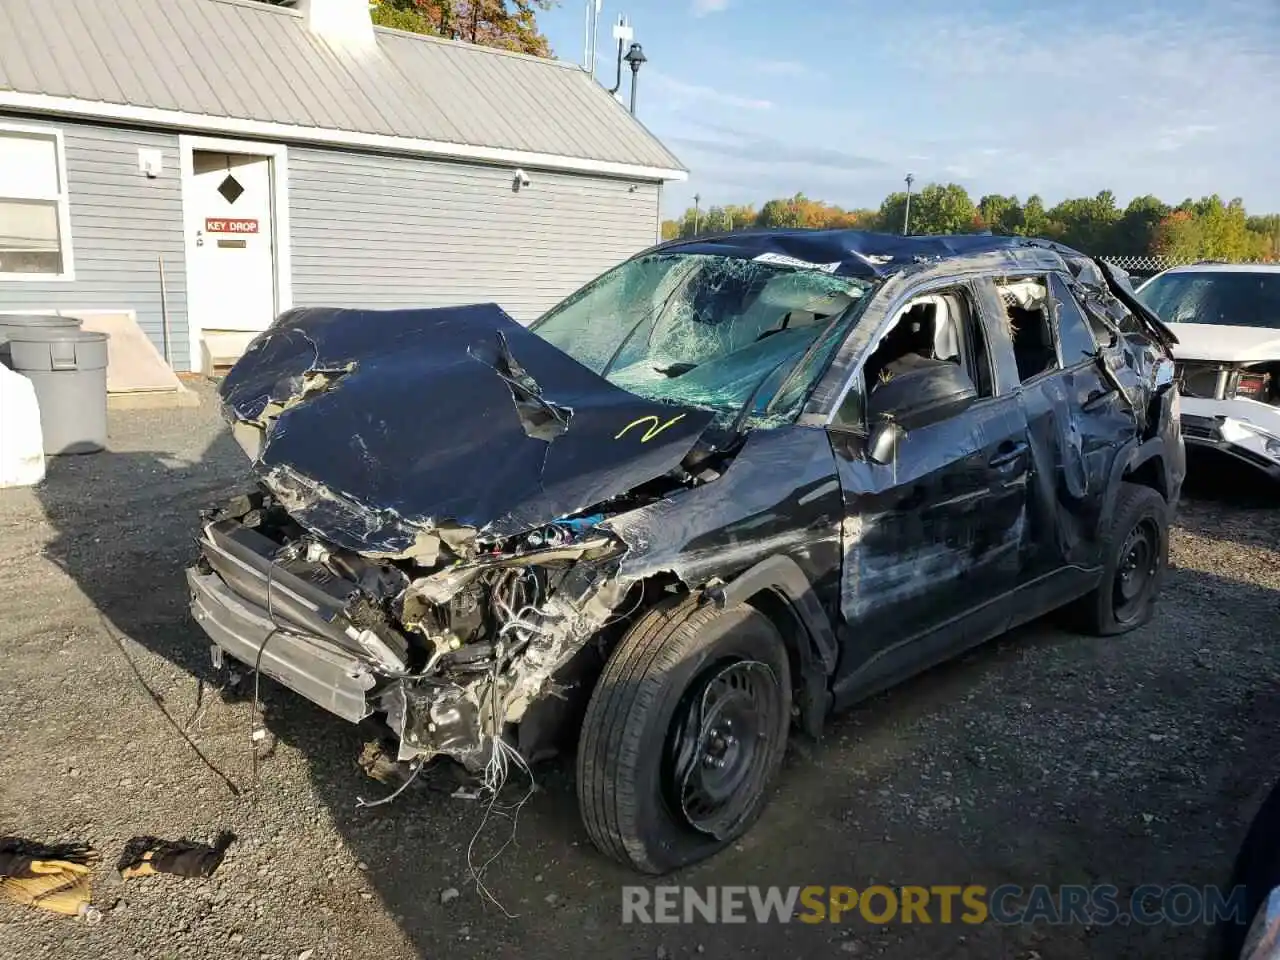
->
[[190, 481, 670, 771]]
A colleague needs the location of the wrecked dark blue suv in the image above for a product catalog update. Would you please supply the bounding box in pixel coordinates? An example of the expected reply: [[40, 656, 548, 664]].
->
[[189, 230, 1185, 873]]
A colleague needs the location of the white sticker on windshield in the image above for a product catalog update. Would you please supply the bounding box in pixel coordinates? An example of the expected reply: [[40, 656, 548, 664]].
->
[[751, 252, 842, 273]]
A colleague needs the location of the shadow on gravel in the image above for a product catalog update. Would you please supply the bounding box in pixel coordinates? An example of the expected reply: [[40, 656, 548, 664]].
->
[[1177, 449, 1280, 547], [29, 429, 1280, 960]]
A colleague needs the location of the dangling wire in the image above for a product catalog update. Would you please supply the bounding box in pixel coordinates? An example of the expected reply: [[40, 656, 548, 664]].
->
[[248, 544, 298, 793], [465, 735, 536, 918], [355, 756, 426, 809]]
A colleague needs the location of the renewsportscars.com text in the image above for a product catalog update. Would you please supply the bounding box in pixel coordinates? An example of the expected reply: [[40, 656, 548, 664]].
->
[[621, 884, 1249, 926]]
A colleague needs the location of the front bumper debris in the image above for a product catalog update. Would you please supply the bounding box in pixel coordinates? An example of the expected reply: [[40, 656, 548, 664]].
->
[[1179, 404, 1280, 480], [188, 566, 377, 724], [186, 494, 632, 772]]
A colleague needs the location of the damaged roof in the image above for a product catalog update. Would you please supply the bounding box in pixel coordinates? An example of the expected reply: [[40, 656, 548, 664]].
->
[[0, 0, 686, 180], [657, 229, 1089, 280]]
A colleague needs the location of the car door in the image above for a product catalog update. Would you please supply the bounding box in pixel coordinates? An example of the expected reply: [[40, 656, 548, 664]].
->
[[984, 271, 1135, 601], [827, 281, 1031, 698]]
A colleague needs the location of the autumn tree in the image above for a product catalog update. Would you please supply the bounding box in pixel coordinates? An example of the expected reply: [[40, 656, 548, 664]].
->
[[264, 0, 559, 55], [1111, 195, 1170, 255], [662, 190, 1277, 259], [1153, 209, 1203, 260], [1248, 215, 1280, 259]]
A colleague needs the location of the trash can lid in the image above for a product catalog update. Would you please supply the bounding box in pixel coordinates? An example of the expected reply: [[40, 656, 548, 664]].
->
[[0, 313, 83, 329], [5, 328, 108, 344]]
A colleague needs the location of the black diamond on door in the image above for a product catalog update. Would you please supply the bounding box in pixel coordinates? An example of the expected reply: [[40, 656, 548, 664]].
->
[[218, 174, 245, 204]]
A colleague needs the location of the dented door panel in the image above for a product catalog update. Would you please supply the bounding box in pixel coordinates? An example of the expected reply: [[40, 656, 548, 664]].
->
[[829, 394, 1029, 676], [1018, 363, 1135, 574]]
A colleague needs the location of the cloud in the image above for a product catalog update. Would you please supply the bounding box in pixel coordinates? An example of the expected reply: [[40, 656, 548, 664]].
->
[[692, 0, 730, 15], [646, 71, 773, 111], [873, 1, 1280, 205], [668, 132, 886, 172], [757, 59, 808, 77]]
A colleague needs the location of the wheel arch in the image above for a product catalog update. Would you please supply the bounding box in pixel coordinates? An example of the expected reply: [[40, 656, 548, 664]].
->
[[702, 554, 838, 738], [1101, 436, 1171, 535]]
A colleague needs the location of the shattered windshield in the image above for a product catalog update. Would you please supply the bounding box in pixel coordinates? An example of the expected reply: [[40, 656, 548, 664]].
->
[[530, 253, 875, 426], [1138, 271, 1280, 329]]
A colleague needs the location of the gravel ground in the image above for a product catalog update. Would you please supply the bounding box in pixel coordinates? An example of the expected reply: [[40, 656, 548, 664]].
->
[[2, 380, 1279, 960]]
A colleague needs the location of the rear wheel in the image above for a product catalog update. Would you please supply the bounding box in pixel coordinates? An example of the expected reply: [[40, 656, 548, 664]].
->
[[576, 594, 791, 874], [1071, 482, 1169, 636]]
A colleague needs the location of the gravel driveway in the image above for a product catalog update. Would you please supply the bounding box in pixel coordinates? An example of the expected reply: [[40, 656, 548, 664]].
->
[[1, 380, 1278, 960]]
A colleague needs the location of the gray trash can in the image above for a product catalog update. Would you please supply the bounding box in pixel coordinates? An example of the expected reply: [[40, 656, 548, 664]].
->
[[8, 329, 110, 455], [0, 314, 83, 368]]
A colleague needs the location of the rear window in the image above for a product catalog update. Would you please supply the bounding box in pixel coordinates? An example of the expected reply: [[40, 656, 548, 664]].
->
[[1137, 271, 1280, 329]]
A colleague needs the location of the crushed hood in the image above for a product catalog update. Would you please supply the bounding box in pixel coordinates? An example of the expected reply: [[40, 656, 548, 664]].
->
[[218, 304, 714, 557], [1168, 323, 1280, 363]]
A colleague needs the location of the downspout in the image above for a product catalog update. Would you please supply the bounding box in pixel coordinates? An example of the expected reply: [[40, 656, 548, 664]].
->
[[607, 35, 625, 95]]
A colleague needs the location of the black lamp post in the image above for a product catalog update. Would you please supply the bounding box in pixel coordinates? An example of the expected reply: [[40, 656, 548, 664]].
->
[[623, 42, 647, 115], [902, 173, 915, 235]]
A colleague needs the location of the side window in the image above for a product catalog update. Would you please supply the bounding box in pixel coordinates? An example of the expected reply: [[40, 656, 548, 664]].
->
[[1049, 273, 1102, 365], [996, 276, 1057, 382], [835, 285, 991, 429]]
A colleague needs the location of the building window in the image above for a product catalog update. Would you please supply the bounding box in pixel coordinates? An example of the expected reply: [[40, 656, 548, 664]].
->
[[0, 125, 74, 279]]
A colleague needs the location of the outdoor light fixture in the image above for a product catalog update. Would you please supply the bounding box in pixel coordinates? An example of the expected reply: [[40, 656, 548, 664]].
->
[[623, 42, 647, 114], [903, 173, 915, 235]]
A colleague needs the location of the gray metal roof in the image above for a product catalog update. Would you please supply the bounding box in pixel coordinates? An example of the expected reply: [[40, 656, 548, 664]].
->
[[0, 0, 685, 177]]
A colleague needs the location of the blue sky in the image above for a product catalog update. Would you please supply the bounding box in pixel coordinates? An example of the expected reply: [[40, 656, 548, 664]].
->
[[537, 0, 1280, 218]]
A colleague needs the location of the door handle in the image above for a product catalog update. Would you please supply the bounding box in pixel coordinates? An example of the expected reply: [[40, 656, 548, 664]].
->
[[989, 441, 1028, 469]]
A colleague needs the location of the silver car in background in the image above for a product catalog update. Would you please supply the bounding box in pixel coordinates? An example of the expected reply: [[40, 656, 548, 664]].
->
[[1137, 263, 1280, 480]]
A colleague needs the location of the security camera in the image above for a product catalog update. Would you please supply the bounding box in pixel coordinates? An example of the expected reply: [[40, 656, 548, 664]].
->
[[513, 168, 531, 191]]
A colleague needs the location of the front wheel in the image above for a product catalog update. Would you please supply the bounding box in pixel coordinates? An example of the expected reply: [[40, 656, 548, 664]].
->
[[1071, 481, 1169, 636], [576, 594, 792, 874]]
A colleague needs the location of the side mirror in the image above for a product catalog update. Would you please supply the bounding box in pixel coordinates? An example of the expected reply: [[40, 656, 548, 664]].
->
[[865, 360, 979, 447]]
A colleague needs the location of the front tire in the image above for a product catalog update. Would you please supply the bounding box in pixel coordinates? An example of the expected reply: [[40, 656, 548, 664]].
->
[[576, 594, 792, 874], [1072, 481, 1169, 636]]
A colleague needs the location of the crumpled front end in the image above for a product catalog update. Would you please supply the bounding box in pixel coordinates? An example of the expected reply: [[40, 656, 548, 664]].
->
[[188, 303, 719, 770], [1179, 396, 1280, 480], [1171, 348, 1280, 480], [189, 488, 633, 769]]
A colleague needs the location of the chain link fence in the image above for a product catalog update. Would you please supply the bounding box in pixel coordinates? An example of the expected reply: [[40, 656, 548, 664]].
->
[[1098, 255, 1277, 282]]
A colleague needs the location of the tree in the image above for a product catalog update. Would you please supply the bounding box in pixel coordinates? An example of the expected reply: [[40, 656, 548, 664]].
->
[[977, 194, 1024, 235], [903, 183, 978, 235], [1248, 215, 1280, 259], [1045, 190, 1121, 253], [1153, 209, 1204, 260], [267, 0, 559, 55], [755, 195, 807, 229], [663, 189, 1278, 260], [1021, 195, 1050, 238], [1112, 195, 1170, 256], [700, 206, 733, 234]]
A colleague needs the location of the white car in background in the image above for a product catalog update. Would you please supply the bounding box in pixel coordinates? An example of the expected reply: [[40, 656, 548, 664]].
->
[[1137, 263, 1280, 480]]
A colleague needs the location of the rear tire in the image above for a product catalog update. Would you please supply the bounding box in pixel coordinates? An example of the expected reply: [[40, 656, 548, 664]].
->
[[1071, 481, 1169, 636], [576, 594, 791, 874]]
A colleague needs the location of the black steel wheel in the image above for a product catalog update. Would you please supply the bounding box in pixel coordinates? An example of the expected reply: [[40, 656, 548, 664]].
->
[[577, 595, 792, 874], [1069, 481, 1169, 636], [1112, 516, 1162, 625], [665, 659, 785, 840]]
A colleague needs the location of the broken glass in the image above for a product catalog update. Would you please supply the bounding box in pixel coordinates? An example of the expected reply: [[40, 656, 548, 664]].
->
[[531, 253, 876, 425]]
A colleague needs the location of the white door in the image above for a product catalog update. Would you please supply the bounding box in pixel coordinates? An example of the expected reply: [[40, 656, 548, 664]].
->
[[188, 150, 276, 333]]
